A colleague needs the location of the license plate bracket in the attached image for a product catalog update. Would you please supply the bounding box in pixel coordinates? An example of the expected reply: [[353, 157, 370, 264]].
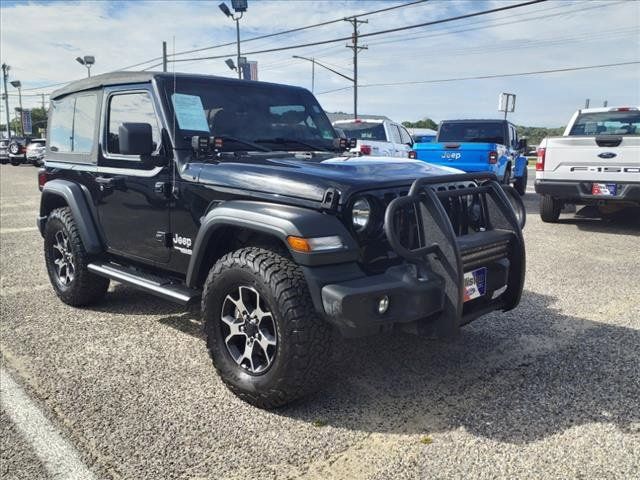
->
[[463, 267, 487, 302], [591, 183, 617, 196]]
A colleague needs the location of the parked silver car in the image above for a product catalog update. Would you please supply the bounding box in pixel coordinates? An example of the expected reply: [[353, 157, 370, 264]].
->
[[26, 139, 46, 166]]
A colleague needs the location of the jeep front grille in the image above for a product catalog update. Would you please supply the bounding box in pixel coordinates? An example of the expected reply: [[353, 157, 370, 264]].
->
[[357, 173, 521, 273]]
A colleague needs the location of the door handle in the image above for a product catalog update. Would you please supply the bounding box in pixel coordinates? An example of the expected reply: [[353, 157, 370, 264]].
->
[[96, 176, 124, 191], [95, 176, 114, 185]]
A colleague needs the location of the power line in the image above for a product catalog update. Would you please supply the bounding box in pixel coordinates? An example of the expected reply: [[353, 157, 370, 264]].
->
[[359, 27, 639, 64], [264, 0, 625, 67], [366, 0, 626, 49], [20, 80, 73, 92], [166, 0, 429, 58], [118, 0, 431, 71], [315, 61, 640, 94], [170, 0, 547, 63]]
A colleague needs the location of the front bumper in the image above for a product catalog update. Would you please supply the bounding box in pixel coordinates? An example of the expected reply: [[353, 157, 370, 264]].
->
[[535, 179, 640, 205], [316, 264, 444, 337], [305, 172, 526, 338]]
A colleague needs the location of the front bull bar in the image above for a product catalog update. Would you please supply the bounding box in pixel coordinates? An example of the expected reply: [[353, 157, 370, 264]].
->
[[383, 172, 526, 337]]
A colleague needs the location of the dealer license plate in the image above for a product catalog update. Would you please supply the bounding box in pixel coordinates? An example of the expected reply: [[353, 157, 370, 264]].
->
[[592, 183, 617, 196], [463, 267, 487, 302]]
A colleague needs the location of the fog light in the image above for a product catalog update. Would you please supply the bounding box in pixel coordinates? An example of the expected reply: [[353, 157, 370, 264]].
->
[[378, 295, 389, 314]]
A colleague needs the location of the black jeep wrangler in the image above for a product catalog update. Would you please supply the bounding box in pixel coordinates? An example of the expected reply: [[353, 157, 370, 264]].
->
[[38, 72, 526, 408]]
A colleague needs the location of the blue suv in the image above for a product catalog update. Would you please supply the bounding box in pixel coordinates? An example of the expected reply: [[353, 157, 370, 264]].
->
[[411, 119, 529, 195]]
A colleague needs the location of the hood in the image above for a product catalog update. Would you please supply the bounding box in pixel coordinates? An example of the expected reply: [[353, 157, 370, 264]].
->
[[195, 153, 464, 205]]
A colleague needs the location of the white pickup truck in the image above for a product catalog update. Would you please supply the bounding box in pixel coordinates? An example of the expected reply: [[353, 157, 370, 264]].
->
[[535, 106, 640, 222], [332, 118, 413, 157]]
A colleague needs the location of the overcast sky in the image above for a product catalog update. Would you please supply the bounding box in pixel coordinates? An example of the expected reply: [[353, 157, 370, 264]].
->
[[1, 0, 638, 127]]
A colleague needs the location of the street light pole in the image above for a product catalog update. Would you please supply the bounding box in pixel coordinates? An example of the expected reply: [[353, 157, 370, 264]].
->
[[75, 56, 95, 78], [235, 15, 242, 80], [10, 80, 22, 136], [219, 2, 246, 80], [1, 63, 11, 138], [292, 55, 353, 94]]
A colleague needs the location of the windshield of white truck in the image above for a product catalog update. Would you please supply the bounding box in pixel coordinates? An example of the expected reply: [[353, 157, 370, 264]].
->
[[337, 122, 387, 141], [438, 122, 505, 144], [569, 111, 640, 136], [160, 77, 337, 152]]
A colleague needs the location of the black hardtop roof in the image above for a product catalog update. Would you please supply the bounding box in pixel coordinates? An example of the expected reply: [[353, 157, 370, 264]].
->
[[50, 71, 308, 100]]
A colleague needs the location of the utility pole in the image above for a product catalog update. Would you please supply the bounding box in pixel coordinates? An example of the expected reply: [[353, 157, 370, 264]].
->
[[1, 64, 10, 138], [344, 17, 367, 120], [311, 57, 315, 93], [584, 98, 590, 108], [162, 41, 168, 72], [41, 93, 45, 111], [603, 100, 608, 107]]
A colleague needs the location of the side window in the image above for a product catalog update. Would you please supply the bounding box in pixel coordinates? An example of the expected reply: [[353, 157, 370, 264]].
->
[[399, 126, 413, 145], [49, 97, 75, 153], [388, 124, 402, 143], [107, 92, 160, 156], [510, 125, 518, 148], [49, 93, 98, 154], [73, 95, 98, 153]]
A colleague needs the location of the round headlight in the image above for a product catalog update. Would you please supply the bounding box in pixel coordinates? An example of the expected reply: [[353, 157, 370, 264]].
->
[[352, 197, 371, 232]]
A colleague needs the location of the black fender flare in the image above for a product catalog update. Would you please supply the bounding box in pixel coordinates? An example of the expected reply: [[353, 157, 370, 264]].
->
[[39, 179, 103, 254], [186, 200, 359, 288]]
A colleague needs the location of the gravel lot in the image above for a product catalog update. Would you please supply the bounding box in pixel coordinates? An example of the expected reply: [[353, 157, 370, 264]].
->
[[1, 164, 639, 479]]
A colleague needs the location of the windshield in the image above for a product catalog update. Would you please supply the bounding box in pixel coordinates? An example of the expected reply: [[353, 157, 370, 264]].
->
[[160, 77, 337, 152], [569, 110, 640, 136], [337, 122, 387, 141], [438, 122, 505, 144]]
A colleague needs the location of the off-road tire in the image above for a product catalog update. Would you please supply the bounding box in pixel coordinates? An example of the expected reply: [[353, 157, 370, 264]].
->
[[44, 207, 109, 306], [10, 158, 21, 166], [502, 165, 511, 185], [540, 195, 562, 223], [202, 247, 332, 408], [514, 167, 527, 196]]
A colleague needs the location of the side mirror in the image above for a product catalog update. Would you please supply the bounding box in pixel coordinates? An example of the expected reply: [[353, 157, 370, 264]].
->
[[517, 138, 527, 151], [118, 123, 154, 156]]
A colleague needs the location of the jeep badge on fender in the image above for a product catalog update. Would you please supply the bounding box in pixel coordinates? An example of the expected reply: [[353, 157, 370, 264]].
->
[[37, 72, 526, 408]]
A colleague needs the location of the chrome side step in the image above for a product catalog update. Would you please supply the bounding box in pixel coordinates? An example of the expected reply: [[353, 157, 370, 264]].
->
[[88, 262, 200, 306]]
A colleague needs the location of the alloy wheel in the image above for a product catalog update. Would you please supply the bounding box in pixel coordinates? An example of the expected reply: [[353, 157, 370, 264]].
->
[[220, 286, 277, 375], [51, 230, 75, 286]]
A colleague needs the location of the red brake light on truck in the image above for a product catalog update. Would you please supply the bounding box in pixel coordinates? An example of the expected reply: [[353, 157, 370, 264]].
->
[[408, 150, 417, 159], [536, 147, 546, 171], [488, 151, 498, 164], [38, 169, 49, 191], [360, 144, 372, 155]]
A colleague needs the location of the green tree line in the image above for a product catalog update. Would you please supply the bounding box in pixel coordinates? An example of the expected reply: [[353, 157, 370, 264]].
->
[[0, 107, 48, 137], [402, 118, 565, 145]]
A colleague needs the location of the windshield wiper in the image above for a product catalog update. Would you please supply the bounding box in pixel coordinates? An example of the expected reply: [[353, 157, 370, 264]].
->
[[214, 135, 272, 152], [255, 137, 330, 152]]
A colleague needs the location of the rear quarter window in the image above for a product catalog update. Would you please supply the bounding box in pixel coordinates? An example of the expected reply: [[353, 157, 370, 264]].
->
[[49, 96, 75, 152], [49, 92, 98, 155], [338, 122, 387, 141]]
